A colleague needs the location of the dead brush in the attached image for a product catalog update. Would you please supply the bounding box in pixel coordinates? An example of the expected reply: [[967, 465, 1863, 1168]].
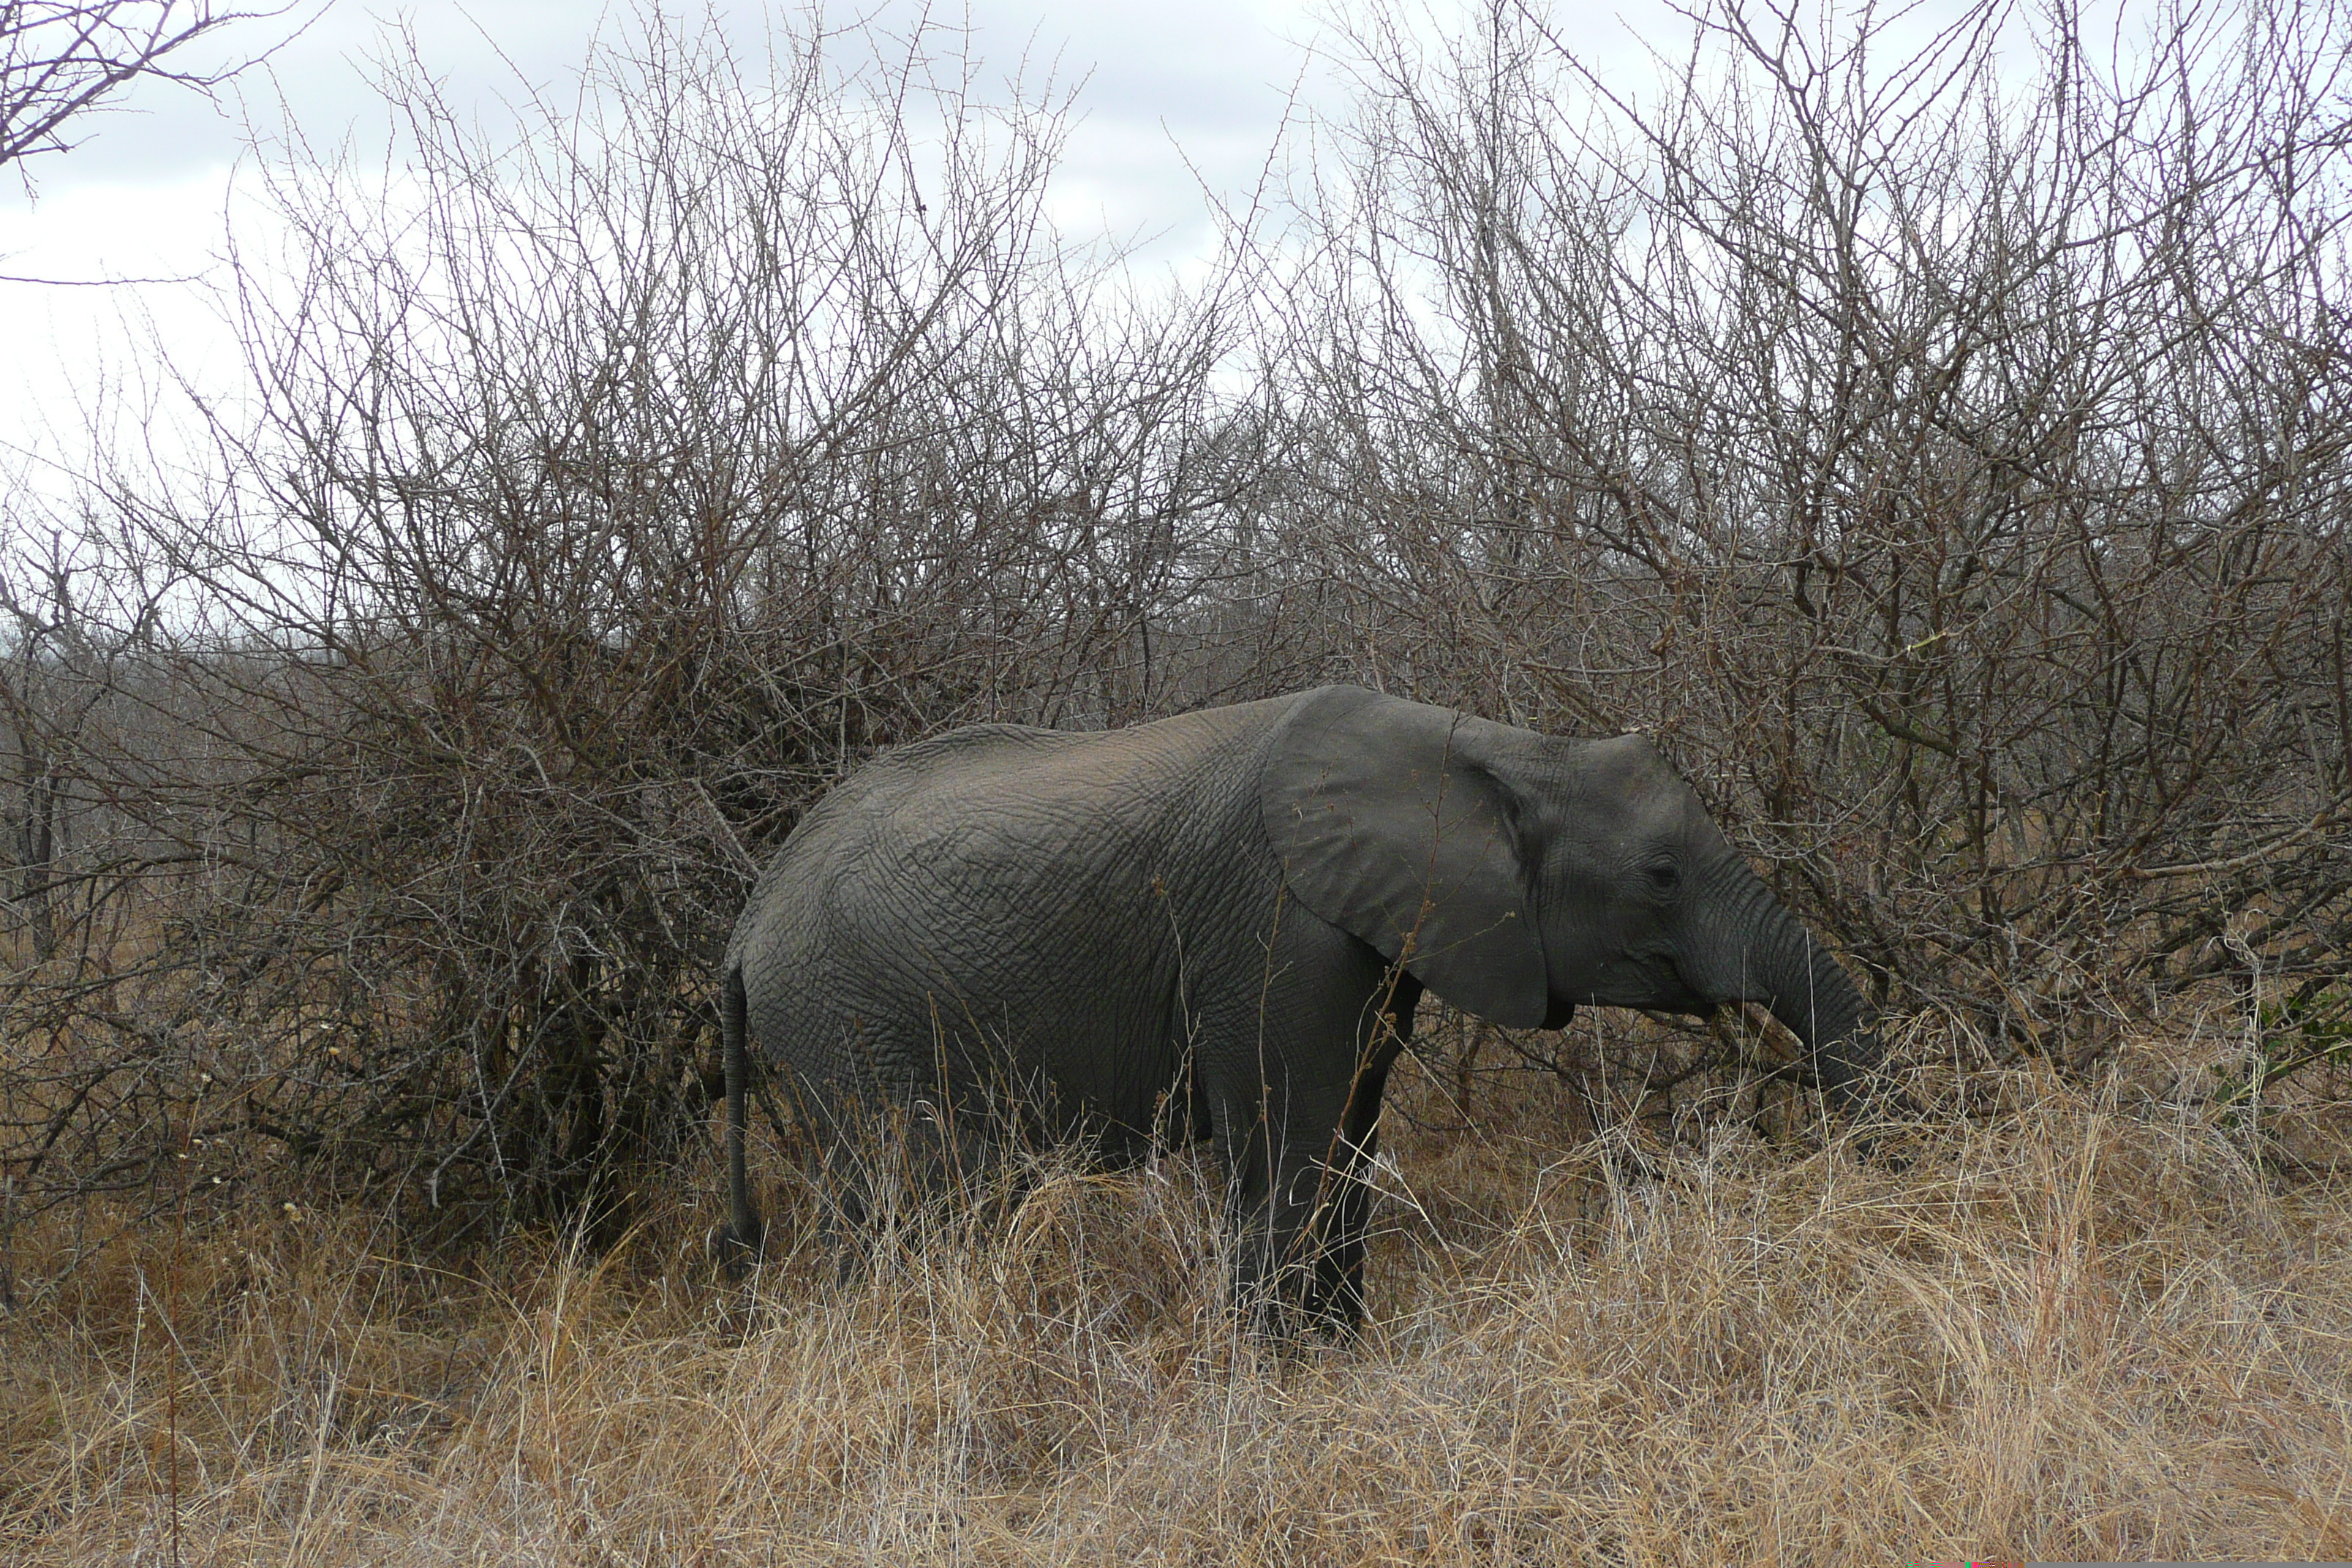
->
[[3, 1055, 2349, 1564]]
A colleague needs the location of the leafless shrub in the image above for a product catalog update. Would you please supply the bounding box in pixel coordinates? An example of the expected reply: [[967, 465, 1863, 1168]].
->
[[1, 10, 1280, 1250], [1272, 0, 2352, 1093], [1, 1, 287, 191]]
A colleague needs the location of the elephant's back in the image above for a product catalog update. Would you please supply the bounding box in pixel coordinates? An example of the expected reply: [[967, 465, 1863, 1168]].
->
[[886, 701, 1294, 820], [725, 696, 1305, 971], [794, 695, 1305, 840]]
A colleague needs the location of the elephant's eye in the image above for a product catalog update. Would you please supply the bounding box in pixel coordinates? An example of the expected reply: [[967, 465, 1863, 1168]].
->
[[1643, 859, 1681, 897]]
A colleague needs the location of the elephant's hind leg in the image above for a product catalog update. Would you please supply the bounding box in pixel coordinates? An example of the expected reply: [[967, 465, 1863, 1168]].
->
[[810, 1088, 1006, 1272]]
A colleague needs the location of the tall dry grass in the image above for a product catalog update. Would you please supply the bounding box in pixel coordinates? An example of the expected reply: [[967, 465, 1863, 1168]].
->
[[6, 1023, 2348, 1565]]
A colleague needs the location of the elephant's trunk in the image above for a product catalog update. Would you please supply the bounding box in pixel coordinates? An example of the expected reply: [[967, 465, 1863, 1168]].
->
[[1719, 875, 1882, 1110]]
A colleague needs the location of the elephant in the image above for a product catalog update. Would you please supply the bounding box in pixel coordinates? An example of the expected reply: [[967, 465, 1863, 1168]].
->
[[714, 684, 1889, 1329]]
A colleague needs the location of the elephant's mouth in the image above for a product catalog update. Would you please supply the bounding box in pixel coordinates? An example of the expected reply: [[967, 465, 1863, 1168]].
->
[[1559, 954, 1714, 1017]]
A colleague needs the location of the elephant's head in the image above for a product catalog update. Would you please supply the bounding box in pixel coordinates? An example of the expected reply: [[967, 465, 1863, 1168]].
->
[[1262, 685, 1885, 1109]]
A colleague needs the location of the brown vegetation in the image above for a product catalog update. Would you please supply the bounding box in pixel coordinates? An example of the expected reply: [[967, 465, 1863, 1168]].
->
[[6, 1028, 2351, 1563]]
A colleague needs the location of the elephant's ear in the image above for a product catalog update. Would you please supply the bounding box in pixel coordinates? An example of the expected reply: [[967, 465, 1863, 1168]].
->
[[1259, 686, 1550, 1027]]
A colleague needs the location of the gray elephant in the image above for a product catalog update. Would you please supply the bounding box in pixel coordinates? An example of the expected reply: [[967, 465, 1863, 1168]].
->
[[715, 685, 1887, 1327]]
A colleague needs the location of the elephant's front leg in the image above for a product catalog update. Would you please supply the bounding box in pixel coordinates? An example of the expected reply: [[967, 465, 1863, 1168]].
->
[[1311, 1076, 1405, 1327], [1300, 1120, 1379, 1333], [1218, 1101, 1349, 1333], [1305, 977, 1417, 1332], [1206, 913, 1409, 1331], [1215, 1040, 1408, 1330]]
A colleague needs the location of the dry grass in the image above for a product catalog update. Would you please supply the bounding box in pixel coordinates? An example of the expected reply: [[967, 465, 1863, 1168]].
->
[[6, 1036, 2351, 1566]]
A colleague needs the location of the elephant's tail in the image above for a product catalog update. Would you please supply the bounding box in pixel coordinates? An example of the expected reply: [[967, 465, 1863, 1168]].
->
[[713, 961, 764, 1275]]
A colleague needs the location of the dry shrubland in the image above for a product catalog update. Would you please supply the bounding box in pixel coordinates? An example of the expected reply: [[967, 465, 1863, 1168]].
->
[[4, 0, 2352, 1558]]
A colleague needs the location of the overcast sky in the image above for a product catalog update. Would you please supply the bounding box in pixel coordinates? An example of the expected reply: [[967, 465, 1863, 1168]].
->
[[4, 1, 1365, 253], [0, 4, 1298, 489], [0, 0, 1699, 502]]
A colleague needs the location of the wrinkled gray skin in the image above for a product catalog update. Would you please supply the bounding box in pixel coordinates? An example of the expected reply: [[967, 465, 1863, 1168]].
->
[[717, 685, 1884, 1330]]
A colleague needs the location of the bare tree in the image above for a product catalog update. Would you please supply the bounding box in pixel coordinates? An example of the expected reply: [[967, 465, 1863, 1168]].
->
[[9, 0, 2352, 1275], [1273, 0, 2352, 1115], [0, 9, 1279, 1255], [1, 0, 283, 187]]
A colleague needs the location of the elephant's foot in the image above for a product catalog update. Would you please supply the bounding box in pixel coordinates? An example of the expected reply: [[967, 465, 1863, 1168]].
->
[[1235, 1284, 1365, 1343], [1231, 1247, 1369, 1341], [708, 1214, 766, 1278]]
